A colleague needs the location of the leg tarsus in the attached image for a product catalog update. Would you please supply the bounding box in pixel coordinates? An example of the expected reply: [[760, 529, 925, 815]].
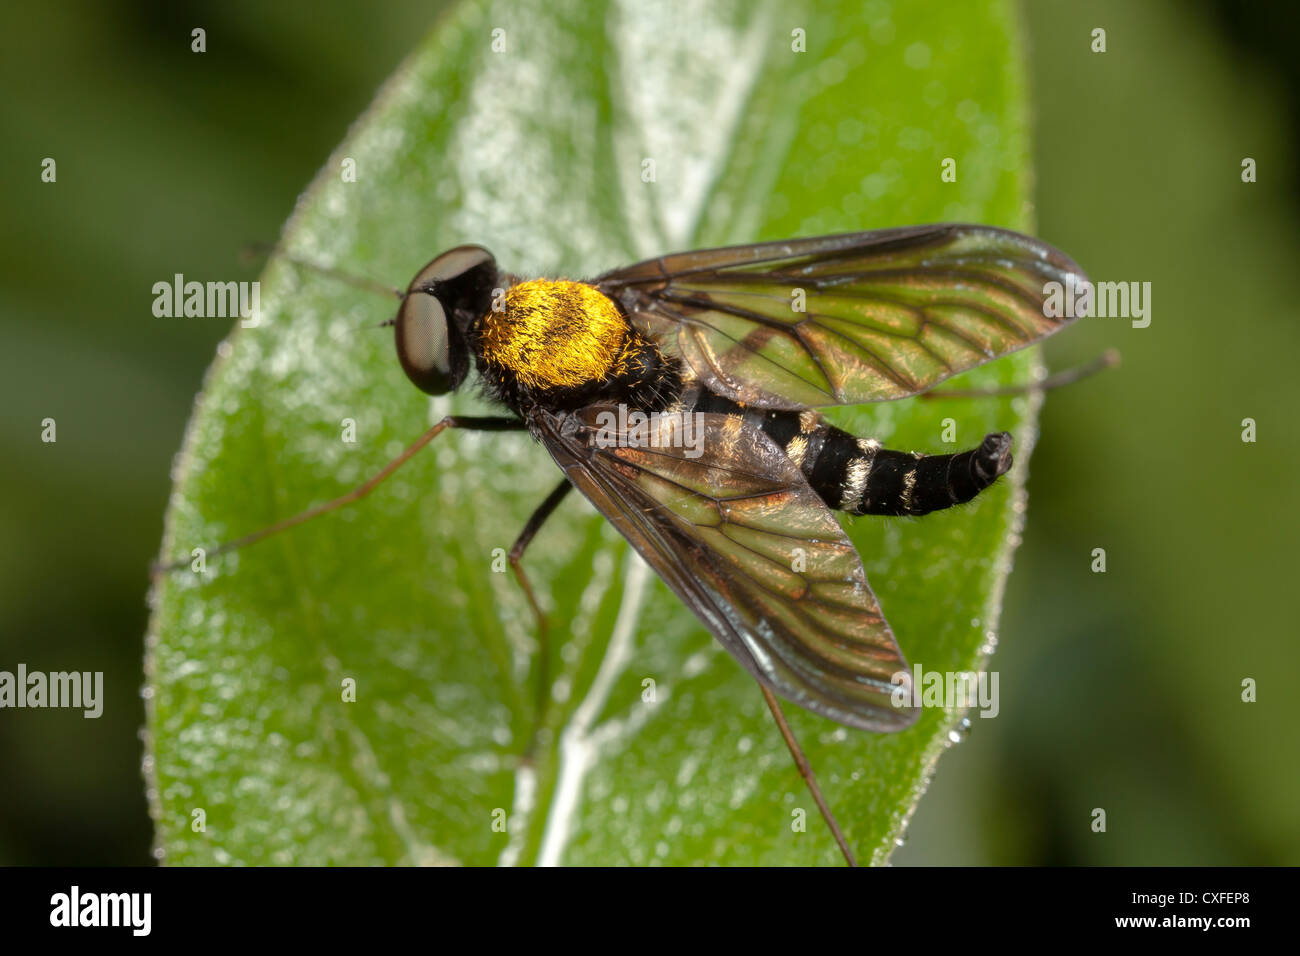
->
[[243, 240, 406, 300], [920, 349, 1119, 399], [507, 480, 572, 758], [759, 684, 857, 867], [151, 414, 525, 578]]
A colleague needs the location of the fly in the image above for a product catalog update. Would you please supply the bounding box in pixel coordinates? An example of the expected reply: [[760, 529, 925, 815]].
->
[[157, 224, 1103, 865]]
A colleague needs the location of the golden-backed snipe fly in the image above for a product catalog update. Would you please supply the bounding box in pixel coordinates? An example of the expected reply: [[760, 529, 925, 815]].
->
[[158, 224, 1091, 865]]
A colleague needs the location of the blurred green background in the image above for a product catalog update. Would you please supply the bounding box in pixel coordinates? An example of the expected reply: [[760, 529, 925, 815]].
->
[[1, 0, 1295, 865]]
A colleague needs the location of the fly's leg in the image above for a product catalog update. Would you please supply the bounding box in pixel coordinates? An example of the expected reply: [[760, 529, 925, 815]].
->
[[507, 480, 573, 758], [151, 415, 526, 576], [759, 684, 857, 867], [242, 240, 406, 301], [920, 349, 1119, 399]]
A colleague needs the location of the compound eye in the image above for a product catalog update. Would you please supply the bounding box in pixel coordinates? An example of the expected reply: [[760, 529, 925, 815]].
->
[[395, 245, 494, 395], [407, 245, 495, 293], [395, 291, 454, 395]]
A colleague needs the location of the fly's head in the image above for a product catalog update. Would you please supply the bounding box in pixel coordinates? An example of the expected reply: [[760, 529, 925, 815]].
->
[[394, 245, 498, 395]]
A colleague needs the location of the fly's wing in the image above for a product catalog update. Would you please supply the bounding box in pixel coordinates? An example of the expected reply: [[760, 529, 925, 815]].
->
[[598, 223, 1087, 409], [531, 405, 920, 731]]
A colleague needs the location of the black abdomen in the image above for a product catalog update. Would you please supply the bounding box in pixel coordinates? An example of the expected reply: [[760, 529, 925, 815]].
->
[[686, 389, 1013, 517]]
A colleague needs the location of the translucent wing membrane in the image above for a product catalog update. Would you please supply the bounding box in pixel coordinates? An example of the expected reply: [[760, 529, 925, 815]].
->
[[599, 224, 1087, 409], [532, 406, 920, 731]]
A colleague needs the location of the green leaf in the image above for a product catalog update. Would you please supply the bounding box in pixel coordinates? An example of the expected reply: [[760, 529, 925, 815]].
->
[[147, 0, 1036, 865]]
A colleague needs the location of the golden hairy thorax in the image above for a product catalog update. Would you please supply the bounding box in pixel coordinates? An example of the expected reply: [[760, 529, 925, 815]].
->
[[478, 279, 638, 390]]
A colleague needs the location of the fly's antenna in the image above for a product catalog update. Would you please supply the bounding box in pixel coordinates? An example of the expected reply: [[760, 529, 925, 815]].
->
[[241, 241, 405, 300], [239, 242, 403, 342], [327, 315, 397, 345]]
